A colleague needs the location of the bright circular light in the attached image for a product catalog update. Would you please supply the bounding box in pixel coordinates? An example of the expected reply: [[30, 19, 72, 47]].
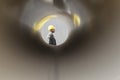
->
[[34, 14, 74, 46]]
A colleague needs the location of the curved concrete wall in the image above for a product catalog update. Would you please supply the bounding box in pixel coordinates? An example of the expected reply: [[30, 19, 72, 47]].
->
[[0, 0, 120, 80]]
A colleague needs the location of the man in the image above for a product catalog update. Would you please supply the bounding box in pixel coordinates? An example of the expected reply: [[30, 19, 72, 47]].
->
[[47, 25, 56, 45]]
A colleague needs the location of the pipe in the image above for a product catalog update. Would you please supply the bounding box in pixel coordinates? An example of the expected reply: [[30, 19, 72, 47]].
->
[[0, 0, 120, 80]]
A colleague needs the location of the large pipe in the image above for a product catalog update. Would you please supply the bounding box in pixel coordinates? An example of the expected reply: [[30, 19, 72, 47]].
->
[[0, 0, 120, 80]]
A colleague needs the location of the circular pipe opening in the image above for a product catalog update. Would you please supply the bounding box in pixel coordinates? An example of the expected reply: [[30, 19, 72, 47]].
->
[[33, 14, 75, 46]]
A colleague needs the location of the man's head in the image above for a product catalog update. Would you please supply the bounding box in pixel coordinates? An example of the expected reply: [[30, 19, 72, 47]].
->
[[48, 25, 56, 33]]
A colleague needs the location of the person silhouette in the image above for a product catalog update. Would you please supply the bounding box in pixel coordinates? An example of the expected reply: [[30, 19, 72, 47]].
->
[[47, 25, 56, 45]]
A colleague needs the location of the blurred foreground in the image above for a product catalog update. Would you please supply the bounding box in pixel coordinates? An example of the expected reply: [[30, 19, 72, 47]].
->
[[0, 0, 120, 80]]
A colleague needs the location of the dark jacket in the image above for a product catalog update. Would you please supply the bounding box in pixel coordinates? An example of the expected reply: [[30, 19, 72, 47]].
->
[[48, 32, 56, 45]]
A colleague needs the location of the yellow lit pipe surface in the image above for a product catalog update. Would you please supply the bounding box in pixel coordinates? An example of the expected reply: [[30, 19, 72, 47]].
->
[[33, 13, 81, 33], [72, 14, 81, 27], [33, 15, 57, 32]]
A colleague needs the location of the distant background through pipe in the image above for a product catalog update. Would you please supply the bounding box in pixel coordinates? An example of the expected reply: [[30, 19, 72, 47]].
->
[[34, 14, 74, 46]]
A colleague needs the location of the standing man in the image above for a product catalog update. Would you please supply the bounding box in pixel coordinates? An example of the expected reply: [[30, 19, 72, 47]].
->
[[47, 25, 56, 45]]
